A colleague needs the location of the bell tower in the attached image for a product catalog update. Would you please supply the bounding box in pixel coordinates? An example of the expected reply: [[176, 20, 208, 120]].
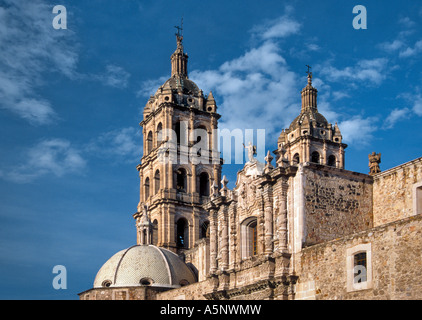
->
[[134, 28, 222, 253], [275, 69, 347, 168]]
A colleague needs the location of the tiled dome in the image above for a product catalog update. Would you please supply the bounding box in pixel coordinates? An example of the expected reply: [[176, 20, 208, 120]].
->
[[93, 245, 196, 289]]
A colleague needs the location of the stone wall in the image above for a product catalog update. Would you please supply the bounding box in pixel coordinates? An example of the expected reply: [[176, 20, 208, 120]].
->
[[183, 238, 210, 282], [294, 213, 422, 299], [155, 279, 212, 300], [303, 164, 373, 245], [373, 157, 422, 227]]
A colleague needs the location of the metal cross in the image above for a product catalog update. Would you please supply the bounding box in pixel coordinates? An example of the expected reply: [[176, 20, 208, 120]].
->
[[174, 18, 184, 38], [306, 64, 312, 75]]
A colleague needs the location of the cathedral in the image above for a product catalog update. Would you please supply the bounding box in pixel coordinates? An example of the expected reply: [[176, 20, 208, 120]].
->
[[79, 31, 422, 300]]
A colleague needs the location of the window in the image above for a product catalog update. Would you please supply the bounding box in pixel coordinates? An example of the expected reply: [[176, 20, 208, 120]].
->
[[199, 172, 210, 197], [354, 252, 367, 284], [146, 131, 153, 154], [157, 123, 163, 144], [200, 221, 209, 239], [154, 170, 160, 194], [176, 168, 187, 192], [293, 153, 300, 165], [328, 155, 336, 167], [140, 278, 154, 286], [311, 151, 320, 164], [240, 217, 258, 259], [152, 219, 158, 246], [346, 243, 372, 292], [144, 177, 150, 199], [251, 222, 257, 256], [414, 182, 422, 216], [102, 280, 112, 288], [176, 218, 189, 248]]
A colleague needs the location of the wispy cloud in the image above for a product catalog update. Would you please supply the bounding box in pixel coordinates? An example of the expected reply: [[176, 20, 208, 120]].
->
[[399, 39, 422, 58], [94, 64, 131, 89], [85, 127, 141, 162], [0, 0, 78, 125], [319, 58, 389, 87], [2, 139, 86, 183], [338, 116, 378, 147]]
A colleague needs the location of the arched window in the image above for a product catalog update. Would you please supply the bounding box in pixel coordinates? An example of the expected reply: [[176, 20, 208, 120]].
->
[[146, 131, 153, 154], [293, 153, 300, 165], [144, 177, 150, 199], [175, 122, 182, 146], [154, 170, 160, 194], [176, 168, 187, 192], [199, 172, 210, 197], [311, 151, 320, 164], [152, 219, 158, 246], [240, 217, 258, 259], [156, 123, 163, 145], [328, 155, 336, 167], [200, 221, 209, 239], [176, 217, 189, 248]]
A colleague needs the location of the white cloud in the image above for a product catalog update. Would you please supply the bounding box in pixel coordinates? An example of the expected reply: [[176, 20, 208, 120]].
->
[[0, 0, 79, 125], [190, 41, 299, 135], [319, 58, 389, 86], [399, 40, 422, 58], [85, 127, 141, 162], [252, 15, 301, 40], [338, 116, 378, 146], [96, 64, 131, 89], [3, 139, 86, 183], [413, 95, 422, 116], [384, 107, 411, 129]]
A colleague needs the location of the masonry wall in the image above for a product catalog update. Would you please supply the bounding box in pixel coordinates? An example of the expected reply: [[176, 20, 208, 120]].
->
[[372, 157, 422, 227], [294, 214, 422, 300], [155, 279, 212, 300], [303, 164, 373, 245]]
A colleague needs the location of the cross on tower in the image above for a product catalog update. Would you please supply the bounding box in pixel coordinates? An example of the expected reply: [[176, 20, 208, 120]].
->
[[174, 18, 184, 39], [306, 64, 312, 75]]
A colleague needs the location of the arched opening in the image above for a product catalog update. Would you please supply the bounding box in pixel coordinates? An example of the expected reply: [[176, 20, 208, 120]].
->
[[199, 172, 210, 197], [200, 221, 209, 239], [240, 217, 258, 259], [154, 170, 160, 194], [152, 219, 158, 246], [293, 153, 300, 165], [157, 123, 163, 145], [328, 154, 336, 167], [146, 131, 153, 154], [144, 177, 150, 199], [176, 217, 189, 248], [311, 151, 320, 164], [175, 168, 187, 192]]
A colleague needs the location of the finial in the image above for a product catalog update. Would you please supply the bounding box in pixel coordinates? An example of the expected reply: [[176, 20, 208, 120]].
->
[[306, 64, 312, 85], [174, 17, 184, 47], [264, 150, 274, 173]]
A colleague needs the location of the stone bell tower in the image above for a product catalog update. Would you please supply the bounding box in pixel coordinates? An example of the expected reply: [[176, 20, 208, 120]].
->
[[275, 70, 347, 168], [134, 27, 222, 253]]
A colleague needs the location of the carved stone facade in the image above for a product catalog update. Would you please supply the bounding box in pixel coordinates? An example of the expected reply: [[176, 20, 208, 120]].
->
[[79, 35, 422, 301]]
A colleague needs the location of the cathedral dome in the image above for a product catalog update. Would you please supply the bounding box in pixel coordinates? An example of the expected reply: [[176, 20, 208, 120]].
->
[[158, 76, 200, 96], [93, 245, 196, 289]]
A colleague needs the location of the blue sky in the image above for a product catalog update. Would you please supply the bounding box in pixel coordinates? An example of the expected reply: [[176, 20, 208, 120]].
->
[[0, 0, 421, 299]]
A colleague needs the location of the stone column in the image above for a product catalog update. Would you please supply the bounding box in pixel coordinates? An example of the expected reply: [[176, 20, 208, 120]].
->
[[209, 206, 218, 274], [219, 205, 229, 271], [278, 179, 288, 252], [263, 183, 274, 255]]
